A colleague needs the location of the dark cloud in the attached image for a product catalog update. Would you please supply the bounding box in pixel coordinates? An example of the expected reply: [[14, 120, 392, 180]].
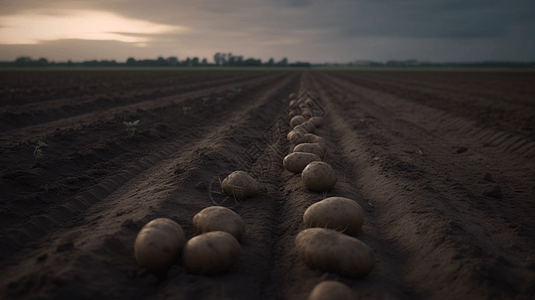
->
[[1, 0, 534, 62]]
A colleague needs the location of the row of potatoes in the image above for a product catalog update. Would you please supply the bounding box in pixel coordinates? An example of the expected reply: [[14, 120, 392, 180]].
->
[[132, 92, 375, 299], [284, 92, 377, 299], [134, 172, 259, 275]]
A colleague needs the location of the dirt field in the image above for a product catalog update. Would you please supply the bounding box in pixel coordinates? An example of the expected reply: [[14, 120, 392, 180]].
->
[[1, 69, 534, 300]]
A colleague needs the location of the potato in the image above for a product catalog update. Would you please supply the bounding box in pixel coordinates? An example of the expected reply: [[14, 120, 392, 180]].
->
[[302, 161, 336, 192], [295, 228, 376, 277], [283, 152, 322, 173], [287, 130, 305, 144], [293, 124, 309, 135], [303, 197, 364, 235], [134, 218, 186, 270], [301, 108, 313, 119], [302, 134, 327, 153], [307, 281, 354, 300], [221, 171, 259, 199], [289, 93, 298, 100], [288, 108, 299, 117], [301, 120, 316, 133], [182, 231, 241, 275], [305, 98, 316, 108], [290, 115, 306, 128], [309, 116, 324, 128], [289, 100, 297, 107], [193, 206, 245, 240], [293, 143, 325, 159]]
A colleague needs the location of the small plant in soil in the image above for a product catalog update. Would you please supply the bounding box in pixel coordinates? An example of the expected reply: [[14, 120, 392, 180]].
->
[[231, 88, 242, 94], [123, 120, 140, 137], [216, 97, 223, 103], [183, 106, 192, 114], [202, 97, 210, 105], [33, 140, 48, 162]]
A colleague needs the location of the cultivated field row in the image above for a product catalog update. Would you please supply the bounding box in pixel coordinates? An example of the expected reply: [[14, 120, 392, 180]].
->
[[0, 70, 533, 299]]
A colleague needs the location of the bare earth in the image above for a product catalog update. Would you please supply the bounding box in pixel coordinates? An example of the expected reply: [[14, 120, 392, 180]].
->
[[0, 70, 534, 300]]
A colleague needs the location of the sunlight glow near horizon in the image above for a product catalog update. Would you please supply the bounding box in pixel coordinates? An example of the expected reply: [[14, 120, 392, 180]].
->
[[0, 9, 186, 45]]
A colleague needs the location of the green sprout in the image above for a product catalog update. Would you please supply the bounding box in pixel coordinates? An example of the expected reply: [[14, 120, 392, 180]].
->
[[33, 140, 48, 161], [123, 120, 140, 137], [202, 97, 210, 105], [216, 97, 223, 103], [231, 87, 242, 94], [183, 106, 192, 114]]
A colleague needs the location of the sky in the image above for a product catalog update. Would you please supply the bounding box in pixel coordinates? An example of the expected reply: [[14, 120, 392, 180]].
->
[[0, 0, 534, 63]]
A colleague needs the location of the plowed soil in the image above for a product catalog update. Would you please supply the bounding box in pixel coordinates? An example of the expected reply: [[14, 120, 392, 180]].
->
[[1, 69, 534, 300]]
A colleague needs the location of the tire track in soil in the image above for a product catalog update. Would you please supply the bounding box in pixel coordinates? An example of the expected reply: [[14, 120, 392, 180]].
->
[[0, 72, 293, 264], [0, 72, 281, 146], [327, 71, 535, 142], [306, 71, 535, 299], [0, 72, 270, 133], [0, 72, 302, 300], [0, 72, 290, 236], [317, 71, 535, 212]]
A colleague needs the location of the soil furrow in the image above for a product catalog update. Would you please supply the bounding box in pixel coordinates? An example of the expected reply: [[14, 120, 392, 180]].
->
[[0, 72, 271, 133], [327, 71, 535, 139], [0, 72, 301, 300], [308, 71, 535, 299], [0, 72, 282, 145]]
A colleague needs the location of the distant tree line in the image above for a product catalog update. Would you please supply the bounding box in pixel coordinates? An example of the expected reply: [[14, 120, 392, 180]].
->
[[0, 53, 312, 67], [2, 56, 533, 68], [348, 59, 535, 68]]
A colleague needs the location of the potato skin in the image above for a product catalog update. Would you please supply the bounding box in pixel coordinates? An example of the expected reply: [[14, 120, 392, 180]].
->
[[293, 124, 309, 135], [293, 143, 325, 159], [301, 120, 316, 133], [134, 218, 186, 270], [302, 162, 337, 192], [221, 171, 259, 199], [290, 115, 306, 128], [303, 197, 364, 235], [283, 152, 322, 173], [182, 231, 241, 275], [307, 281, 354, 300], [302, 134, 327, 153], [295, 228, 376, 277], [287, 130, 304, 144], [193, 206, 245, 240], [309, 117, 325, 128]]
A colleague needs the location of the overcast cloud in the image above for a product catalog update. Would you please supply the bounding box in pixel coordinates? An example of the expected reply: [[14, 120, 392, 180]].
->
[[0, 0, 533, 63]]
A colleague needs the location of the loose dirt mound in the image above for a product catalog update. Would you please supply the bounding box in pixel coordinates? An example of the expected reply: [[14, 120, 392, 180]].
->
[[0, 70, 534, 300]]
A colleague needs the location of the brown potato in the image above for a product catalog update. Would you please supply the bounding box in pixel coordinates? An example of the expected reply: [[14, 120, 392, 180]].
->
[[295, 228, 376, 277], [134, 218, 186, 270], [301, 121, 316, 133], [289, 93, 298, 100], [221, 171, 259, 199], [309, 116, 325, 128], [287, 130, 305, 144], [307, 281, 354, 300], [301, 108, 313, 119], [283, 152, 322, 173], [303, 197, 364, 235], [293, 124, 309, 135], [182, 231, 241, 275], [193, 206, 245, 240], [302, 134, 327, 153], [302, 161, 336, 192], [289, 100, 298, 107], [290, 115, 306, 128], [293, 143, 325, 159]]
